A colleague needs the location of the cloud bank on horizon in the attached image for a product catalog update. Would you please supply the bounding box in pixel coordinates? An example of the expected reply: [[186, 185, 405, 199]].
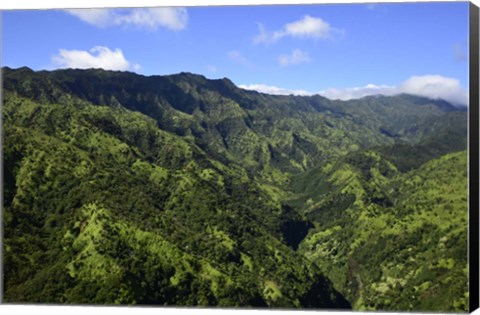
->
[[240, 75, 469, 106]]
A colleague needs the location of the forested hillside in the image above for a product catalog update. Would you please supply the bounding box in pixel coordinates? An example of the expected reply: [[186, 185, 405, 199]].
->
[[2, 67, 468, 311]]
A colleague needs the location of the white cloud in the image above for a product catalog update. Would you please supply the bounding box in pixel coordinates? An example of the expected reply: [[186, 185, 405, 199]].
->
[[253, 23, 269, 45], [319, 84, 396, 100], [207, 65, 218, 73], [239, 75, 468, 105], [52, 46, 140, 71], [281, 15, 333, 39], [228, 50, 252, 68], [397, 75, 467, 105], [278, 49, 310, 66], [321, 75, 468, 105], [66, 7, 188, 31], [239, 84, 311, 96], [254, 15, 342, 45], [65, 8, 112, 26]]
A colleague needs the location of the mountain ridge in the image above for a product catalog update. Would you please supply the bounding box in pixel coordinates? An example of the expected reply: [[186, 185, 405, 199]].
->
[[2, 66, 468, 109], [3, 66, 466, 177]]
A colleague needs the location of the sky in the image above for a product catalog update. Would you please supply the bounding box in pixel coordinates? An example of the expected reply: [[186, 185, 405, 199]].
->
[[1, 2, 471, 105]]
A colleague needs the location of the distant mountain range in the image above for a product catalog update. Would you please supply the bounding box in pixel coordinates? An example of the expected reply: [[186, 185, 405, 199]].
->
[[2, 67, 468, 311]]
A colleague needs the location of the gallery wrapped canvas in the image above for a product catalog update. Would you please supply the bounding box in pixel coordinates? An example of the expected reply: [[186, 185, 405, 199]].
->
[[1, 0, 479, 313]]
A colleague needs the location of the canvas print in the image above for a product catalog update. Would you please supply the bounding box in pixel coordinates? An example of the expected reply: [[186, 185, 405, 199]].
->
[[1, 2, 474, 312]]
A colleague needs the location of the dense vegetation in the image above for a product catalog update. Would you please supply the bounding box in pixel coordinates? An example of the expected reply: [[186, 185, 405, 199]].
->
[[2, 67, 468, 311]]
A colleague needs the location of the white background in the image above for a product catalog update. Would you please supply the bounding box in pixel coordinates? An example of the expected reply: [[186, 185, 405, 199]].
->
[[0, 0, 479, 315]]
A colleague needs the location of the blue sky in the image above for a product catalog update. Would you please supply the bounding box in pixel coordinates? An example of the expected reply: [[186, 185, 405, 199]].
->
[[2, 2, 470, 104]]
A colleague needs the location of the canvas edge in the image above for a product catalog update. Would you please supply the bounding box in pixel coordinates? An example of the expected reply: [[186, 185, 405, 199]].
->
[[469, 1, 480, 313]]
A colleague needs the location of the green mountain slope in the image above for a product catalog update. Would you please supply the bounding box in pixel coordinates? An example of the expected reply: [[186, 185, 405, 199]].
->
[[297, 150, 468, 312], [2, 67, 469, 311], [3, 92, 349, 307], [3, 67, 466, 181]]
